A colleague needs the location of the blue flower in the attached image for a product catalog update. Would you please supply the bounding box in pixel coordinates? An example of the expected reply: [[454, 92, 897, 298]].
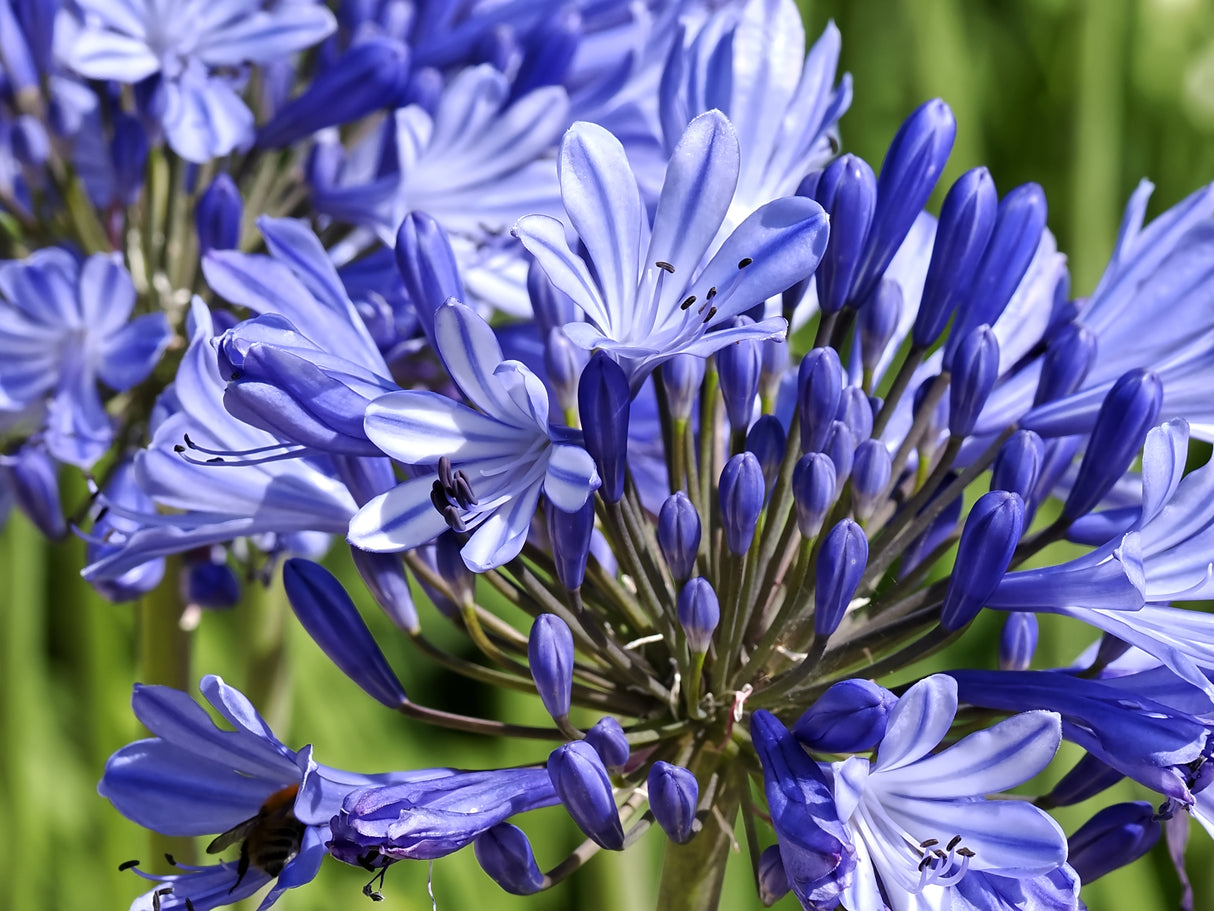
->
[[56, 0, 336, 161], [348, 299, 600, 571], [0, 249, 170, 468], [100, 675, 422, 910], [829, 675, 1071, 911], [514, 109, 829, 391]]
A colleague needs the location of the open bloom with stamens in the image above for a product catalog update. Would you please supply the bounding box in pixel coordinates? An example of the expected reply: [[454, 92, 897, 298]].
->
[[348, 300, 599, 571], [829, 675, 1073, 911], [513, 109, 829, 391]]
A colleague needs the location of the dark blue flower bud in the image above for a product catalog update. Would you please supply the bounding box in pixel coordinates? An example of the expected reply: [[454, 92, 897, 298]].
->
[[1068, 802, 1160, 884], [822, 420, 856, 497], [760, 338, 788, 403], [717, 318, 762, 430], [648, 762, 699, 844], [110, 112, 148, 206], [435, 530, 475, 607], [792, 453, 837, 538], [283, 559, 408, 708], [858, 278, 902, 376], [661, 354, 704, 422], [998, 612, 1038, 671], [946, 182, 1048, 362], [546, 498, 595, 591], [529, 259, 579, 334], [579, 352, 631, 503], [798, 348, 843, 453], [677, 577, 720, 655], [850, 440, 891, 524], [529, 614, 575, 722], [475, 824, 547, 895], [815, 520, 868, 637], [835, 385, 873, 443], [584, 716, 630, 772], [511, 8, 579, 96], [991, 429, 1045, 501], [793, 678, 896, 752], [1034, 322, 1097, 406], [196, 173, 243, 255], [757, 845, 791, 905], [0, 4, 38, 91], [544, 327, 586, 415], [4, 444, 65, 539], [719, 452, 764, 555], [350, 548, 420, 633], [257, 37, 411, 148], [658, 491, 701, 582], [812, 153, 877, 314], [913, 167, 998, 348], [940, 491, 1024, 630], [185, 555, 240, 609], [548, 741, 625, 850], [1047, 753, 1126, 807], [852, 99, 956, 305], [745, 415, 786, 492], [395, 213, 464, 342], [948, 324, 999, 437], [1062, 369, 1163, 519]]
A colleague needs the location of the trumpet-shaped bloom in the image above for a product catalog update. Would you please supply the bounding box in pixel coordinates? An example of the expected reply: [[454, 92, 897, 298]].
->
[[348, 300, 599, 571], [55, 0, 336, 161], [514, 109, 829, 390], [100, 676, 423, 911], [0, 250, 170, 469], [830, 675, 1072, 911]]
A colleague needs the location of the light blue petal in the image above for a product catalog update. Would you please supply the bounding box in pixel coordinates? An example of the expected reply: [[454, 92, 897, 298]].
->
[[558, 121, 644, 333], [348, 478, 450, 553], [78, 253, 135, 335], [461, 479, 542, 572], [873, 674, 956, 773], [162, 70, 254, 163], [512, 214, 611, 328], [364, 390, 532, 465], [433, 300, 539, 425], [196, 6, 336, 66], [98, 312, 171, 391], [544, 444, 599, 512], [63, 29, 160, 81]]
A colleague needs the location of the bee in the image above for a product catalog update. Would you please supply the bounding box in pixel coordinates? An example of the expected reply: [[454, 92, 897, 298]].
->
[[207, 783, 306, 892]]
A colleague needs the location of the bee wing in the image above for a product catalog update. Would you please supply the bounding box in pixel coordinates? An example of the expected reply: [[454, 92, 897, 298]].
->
[[206, 816, 258, 854]]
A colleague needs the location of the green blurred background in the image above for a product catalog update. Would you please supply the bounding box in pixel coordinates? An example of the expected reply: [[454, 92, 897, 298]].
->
[[4, 0, 1214, 908]]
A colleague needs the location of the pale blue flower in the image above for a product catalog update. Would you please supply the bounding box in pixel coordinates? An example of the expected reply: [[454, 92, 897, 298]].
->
[[514, 109, 828, 391], [348, 299, 599, 571], [831, 675, 1071, 911]]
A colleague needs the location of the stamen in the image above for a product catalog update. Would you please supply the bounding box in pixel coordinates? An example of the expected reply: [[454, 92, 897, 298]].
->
[[655, 261, 675, 273], [705, 286, 717, 300], [118, 859, 140, 871], [702, 306, 718, 324], [737, 257, 753, 269], [164, 853, 178, 867], [680, 295, 697, 310], [430, 459, 478, 524], [152, 887, 173, 911], [364, 865, 389, 902], [179, 433, 300, 458]]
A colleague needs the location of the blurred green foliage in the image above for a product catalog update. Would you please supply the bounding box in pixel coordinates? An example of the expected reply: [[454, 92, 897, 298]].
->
[[4, 1, 1214, 908]]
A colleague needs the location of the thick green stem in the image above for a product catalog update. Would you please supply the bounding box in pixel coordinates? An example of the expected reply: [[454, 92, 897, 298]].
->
[[656, 749, 744, 911]]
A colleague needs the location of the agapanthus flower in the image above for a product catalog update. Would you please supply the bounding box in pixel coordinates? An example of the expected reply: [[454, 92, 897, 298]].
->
[[0, 249, 170, 468], [348, 299, 600, 571], [514, 108, 828, 390], [55, 0, 337, 161], [100, 675, 426, 910]]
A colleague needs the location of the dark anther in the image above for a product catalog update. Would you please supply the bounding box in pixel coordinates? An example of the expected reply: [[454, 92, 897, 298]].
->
[[229, 370, 242, 381], [958, 847, 976, 858], [207, 456, 225, 464], [438, 456, 455, 490], [679, 295, 697, 310], [185, 900, 196, 911], [443, 504, 467, 533], [164, 853, 178, 867], [702, 306, 718, 324], [118, 859, 140, 871], [655, 261, 675, 273], [918, 855, 934, 872], [946, 835, 963, 851], [363, 866, 389, 902], [737, 257, 753, 269], [918, 839, 939, 849], [706, 286, 717, 300], [173, 444, 186, 453], [430, 480, 449, 514], [94, 506, 110, 523], [153, 887, 173, 911], [452, 472, 478, 508]]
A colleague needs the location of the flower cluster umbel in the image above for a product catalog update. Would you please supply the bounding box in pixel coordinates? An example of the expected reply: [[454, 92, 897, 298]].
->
[[4, 0, 1214, 909]]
